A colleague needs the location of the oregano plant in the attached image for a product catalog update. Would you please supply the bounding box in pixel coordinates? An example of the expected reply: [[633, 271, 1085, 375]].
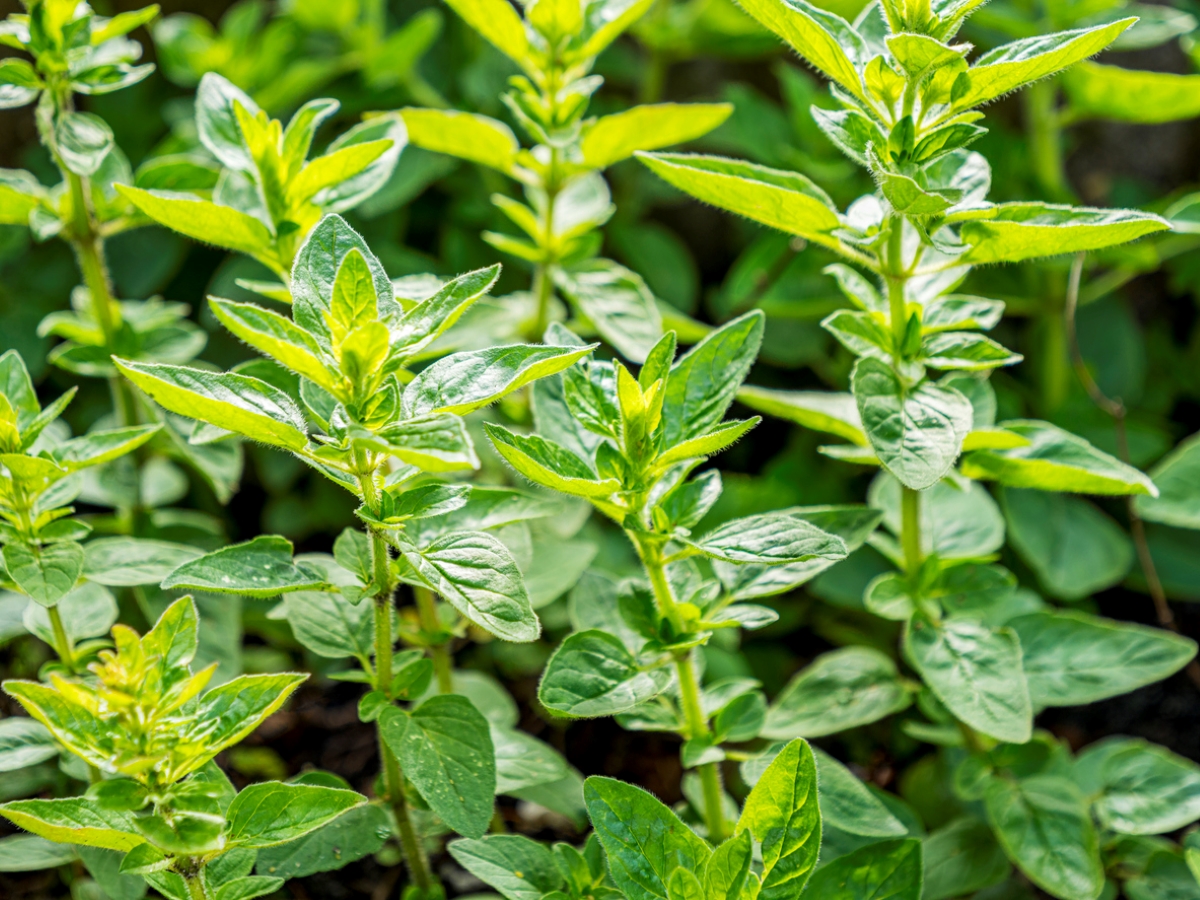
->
[[626, 0, 1200, 897], [110, 213, 592, 897], [0, 595, 366, 900], [394, 0, 732, 356]]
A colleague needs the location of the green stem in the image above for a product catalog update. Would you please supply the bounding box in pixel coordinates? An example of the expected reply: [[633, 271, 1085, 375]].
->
[[360, 465, 437, 897], [901, 486, 922, 576], [640, 539, 727, 842], [184, 874, 209, 900], [47, 604, 74, 672], [1023, 80, 1070, 202], [415, 586, 454, 694], [65, 170, 136, 429]]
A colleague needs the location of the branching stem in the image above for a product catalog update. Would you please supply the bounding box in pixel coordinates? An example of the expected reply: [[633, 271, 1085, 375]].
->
[[47, 604, 74, 672]]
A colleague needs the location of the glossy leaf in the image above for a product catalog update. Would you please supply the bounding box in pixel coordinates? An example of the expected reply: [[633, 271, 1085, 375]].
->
[[539, 630, 672, 718], [225, 782, 365, 848], [764, 646, 911, 739], [163, 536, 327, 598], [736, 738, 821, 900], [984, 776, 1103, 900], [115, 359, 309, 452], [904, 614, 1031, 743], [380, 695, 496, 839], [584, 776, 712, 900]]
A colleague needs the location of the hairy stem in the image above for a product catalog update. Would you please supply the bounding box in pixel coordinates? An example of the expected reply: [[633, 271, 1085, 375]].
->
[[65, 170, 137, 429], [184, 874, 209, 900], [640, 538, 727, 842], [884, 222, 926, 578], [47, 604, 74, 672], [360, 463, 438, 896], [415, 586, 454, 694]]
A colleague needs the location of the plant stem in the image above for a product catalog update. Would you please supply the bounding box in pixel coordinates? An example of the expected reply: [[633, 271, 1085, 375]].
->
[[884, 220, 926, 579], [47, 604, 74, 672], [901, 486, 922, 576], [640, 538, 727, 842], [531, 262, 555, 342], [359, 462, 438, 896], [1023, 80, 1070, 203], [184, 874, 209, 900], [415, 586, 454, 694], [64, 170, 136, 429]]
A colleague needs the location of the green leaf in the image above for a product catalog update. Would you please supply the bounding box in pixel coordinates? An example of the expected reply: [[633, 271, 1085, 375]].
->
[[115, 187, 276, 261], [961, 419, 1158, 496], [960, 202, 1168, 265], [163, 536, 327, 598], [402, 344, 596, 417], [539, 630, 672, 718], [400, 108, 520, 173], [1064, 61, 1200, 124], [491, 724, 570, 794], [3, 541, 83, 607], [802, 839, 923, 900], [290, 215, 397, 346], [53, 424, 162, 470], [637, 153, 842, 252], [811, 747, 907, 838], [380, 695, 496, 839], [668, 868, 704, 900], [984, 775, 1103, 900], [403, 531, 538, 642], [920, 333, 1022, 371], [0, 717, 57, 772], [584, 776, 712, 900], [225, 782, 365, 848], [0, 834, 77, 872], [290, 139, 394, 205], [956, 20, 1134, 109], [391, 264, 501, 355], [209, 298, 337, 392], [689, 513, 846, 566], [657, 418, 760, 468], [581, 104, 733, 170], [732, 0, 867, 101], [447, 835, 563, 900], [0, 798, 143, 851], [662, 310, 764, 448], [23, 582, 117, 644], [184, 673, 307, 778], [736, 387, 866, 445], [115, 359, 309, 452], [368, 414, 480, 473], [83, 538, 202, 587], [554, 260, 663, 363], [485, 424, 620, 499], [56, 112, 114, 176], [764, 646, 911, 739], [283, 588, 374, 660], [1076, 737, 1200, 836], [736, 738, 820, 900], [853, 358, 973, 491], [195, 73, 259, 170], [254, 803, 390, 879], [923, 817, 1010, 900], [1016, 608, 1197, 708], [1003, 489, 1132, 600], [1126, 852, 1200, 900], [1136, 430, 1200, 529], [703, 830, 752, 900], [904, 614, 1031, 743]]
